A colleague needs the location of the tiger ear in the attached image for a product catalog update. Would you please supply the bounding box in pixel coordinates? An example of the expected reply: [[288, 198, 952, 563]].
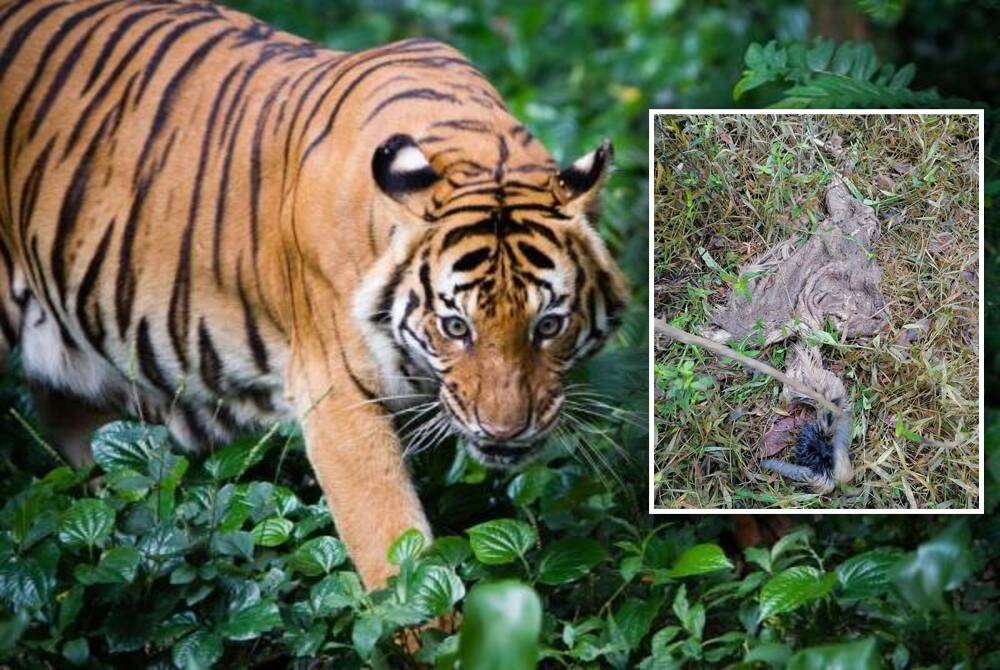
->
[[372, 134, 441, 205], [556, 140, 613, 218]]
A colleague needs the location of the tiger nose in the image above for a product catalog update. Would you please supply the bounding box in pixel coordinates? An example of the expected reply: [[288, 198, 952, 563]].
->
[[479, 419, 527, 441]]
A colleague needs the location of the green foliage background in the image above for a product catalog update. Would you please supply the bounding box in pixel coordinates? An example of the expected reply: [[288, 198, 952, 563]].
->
[[1, 0, 997, 668]]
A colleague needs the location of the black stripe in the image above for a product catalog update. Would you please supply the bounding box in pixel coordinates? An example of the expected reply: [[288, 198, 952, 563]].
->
[[28, 9, 115, 140], [75, 219, 115, 353], [237, 271, 270, 373], [430, 119, 491, 133], [169, 61, 242, 364], [83, 6, 159, 94], [133, 15, 220, 103], [452, 247, 491, 273], [362, 87, 459, 126], [517, 241, 555, 269], [115, 175, 152, 338], [28, 236, 77, 350], [136, 317, 170, 393], [63, 17, 174, 160], [213, 97, 249, 285], [133, 26, 235, 188], [52, 106, 121, 305], [197, 318, 224, 395], [418, 261, 434, 310], [0, 1, 65, 79], [299, 52, 473, 169]]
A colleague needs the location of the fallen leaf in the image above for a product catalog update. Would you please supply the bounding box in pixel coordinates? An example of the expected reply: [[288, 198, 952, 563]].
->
[[962, 270, 978, 287], [928, 232, 953, 254], [896, 318, 931, 346], [760, 406, 811, 457]]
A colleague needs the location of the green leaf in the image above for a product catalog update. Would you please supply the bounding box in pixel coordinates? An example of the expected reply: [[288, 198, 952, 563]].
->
[[388, 528, 428, 565], [311, 572, 364, 616], [890, 523, 974, 612], [219, 600, 282, 641], [288, 536, 346, 577], [537, 538, 606, 585], [62, 637, 89, 666], [745, 642, 793, 667], [0, 559, 49, 610], [91, 421, 168, 475], [204, 437, 272, 480], [250, 517, 293, 547], [467, 519, 536, 565], [788, 637, 882, 670], [172, 630, 223, 670], [614, 596, 662, 651], [409, 564, 465, 617], [836, 549, 901, 600], [74, 546, 140, 585], [459, 581, 541, 670], [210, 531, 254, 560], [759, 566, 836, 621], [425, 536, 472, 569], [58, 499, 114, 550], [666, 543, 733, 578], [351, 615, 384, 660], [506, 466, 554, 506]]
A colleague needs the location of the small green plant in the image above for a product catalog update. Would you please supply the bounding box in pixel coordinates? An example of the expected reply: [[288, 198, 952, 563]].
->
[[655, 360, 715, 414]]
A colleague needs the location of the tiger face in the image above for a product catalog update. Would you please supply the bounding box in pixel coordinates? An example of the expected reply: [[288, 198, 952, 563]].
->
[[358, 134, 628, 467]]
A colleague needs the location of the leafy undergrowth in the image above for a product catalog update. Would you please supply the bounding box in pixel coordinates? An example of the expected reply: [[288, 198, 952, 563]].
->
[[0, 420, 998, 668], [653, 113, 980, 510]]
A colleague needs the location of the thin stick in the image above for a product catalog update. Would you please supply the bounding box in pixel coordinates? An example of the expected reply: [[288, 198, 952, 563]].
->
[[653, 318, 843, 417]]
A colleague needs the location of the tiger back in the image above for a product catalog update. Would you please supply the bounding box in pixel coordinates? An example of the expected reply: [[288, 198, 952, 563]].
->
[[0, 0, 628, 587]]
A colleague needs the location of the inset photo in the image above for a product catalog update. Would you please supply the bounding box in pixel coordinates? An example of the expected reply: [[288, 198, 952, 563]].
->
[[651, 111, 983, 511]]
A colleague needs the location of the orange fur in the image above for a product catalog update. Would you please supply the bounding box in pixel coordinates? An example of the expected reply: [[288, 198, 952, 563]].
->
[[0, 0, 628, 587]]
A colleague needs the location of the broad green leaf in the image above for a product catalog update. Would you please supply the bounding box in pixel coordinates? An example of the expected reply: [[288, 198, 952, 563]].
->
[[425, 536, 472, 568], [614, 596, 662, 651], [537, 538, 606, 585], [172, 630, 223, 670], [467, 519, 536, 565], [311, 572, 364, 616], [204, 437, 272, 480], [62, 637, 89, 666], [59, 499, 114, 550], [666, 543, 732, 578], [787, 637, 882, 670], [250, 517, 293, 547], [459, 581, 541, 670], [836, 549, 901, 600], [220, 600, 282, 641], [506, 466, 554, 506], [210, 531, 254, 560], [91, 421, 167, 475], [759, 566, 836, 621], [409, 564, 465, 617], [388, 528, 428, 565], [74, 546, 140, 585], [744, 642, 793, 667], [890, 523, 974, 612], [288, 536, 346, 576], [0, 559, 49, 610], [351, 614, 384, 660]]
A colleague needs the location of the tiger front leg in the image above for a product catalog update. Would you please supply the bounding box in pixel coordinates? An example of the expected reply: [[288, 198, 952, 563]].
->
[[300, 392, 431, 590]]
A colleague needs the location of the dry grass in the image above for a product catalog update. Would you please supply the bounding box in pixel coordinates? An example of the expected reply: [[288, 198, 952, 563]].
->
[[652, 113, 980, 510]]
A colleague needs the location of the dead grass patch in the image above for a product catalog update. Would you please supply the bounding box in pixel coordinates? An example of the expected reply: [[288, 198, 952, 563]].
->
[[653, 113, 980, 510]]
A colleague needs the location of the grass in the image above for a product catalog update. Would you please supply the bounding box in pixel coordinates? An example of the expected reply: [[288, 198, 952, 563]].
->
[[653, 113, 980, 510]]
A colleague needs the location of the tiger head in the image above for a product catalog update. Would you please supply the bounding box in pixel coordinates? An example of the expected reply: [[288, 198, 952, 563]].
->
[[357, 133, 628, 467]]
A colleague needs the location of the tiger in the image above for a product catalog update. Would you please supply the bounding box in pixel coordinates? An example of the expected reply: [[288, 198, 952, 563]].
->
[[0, 0, 629, 588]]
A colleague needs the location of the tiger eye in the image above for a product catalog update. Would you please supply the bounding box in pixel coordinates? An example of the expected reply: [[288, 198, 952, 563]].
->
[[441, 316, 470, 339], [535, 314, 563, 339]]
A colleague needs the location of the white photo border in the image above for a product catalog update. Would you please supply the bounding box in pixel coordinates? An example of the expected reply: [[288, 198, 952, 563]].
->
[[646, 108, 986, 515]]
